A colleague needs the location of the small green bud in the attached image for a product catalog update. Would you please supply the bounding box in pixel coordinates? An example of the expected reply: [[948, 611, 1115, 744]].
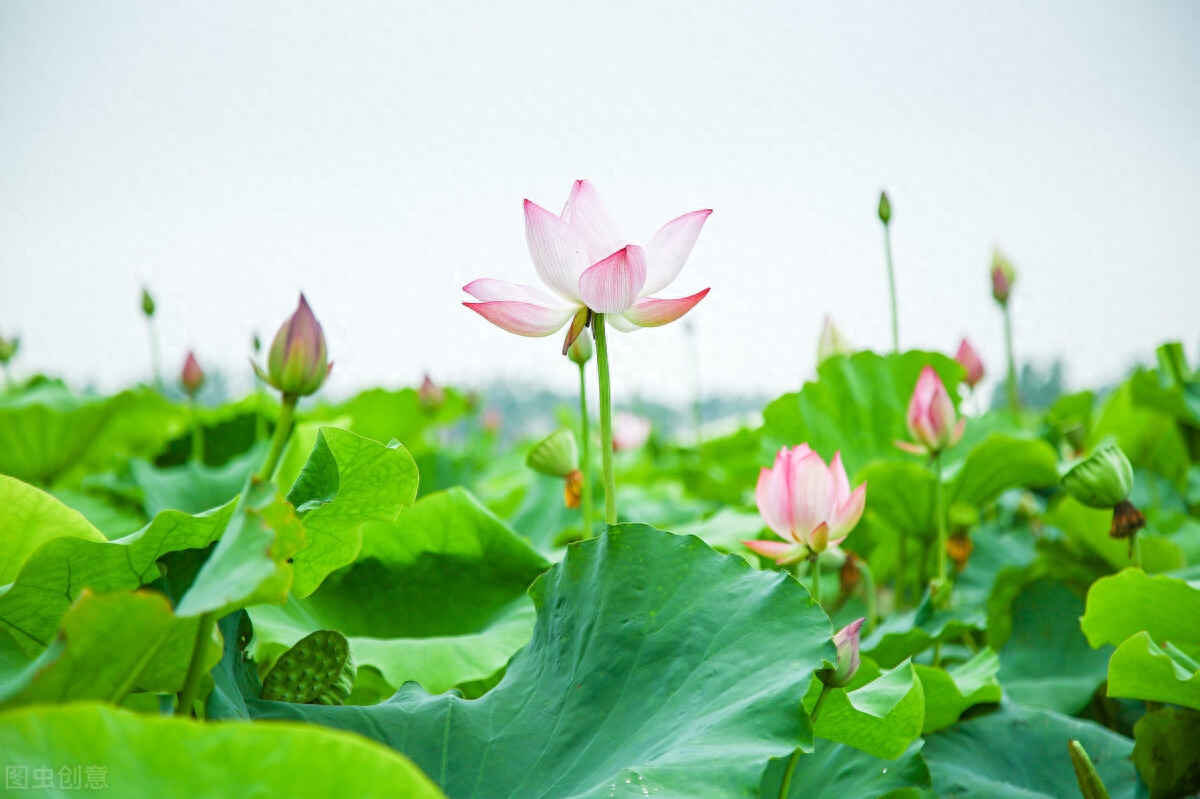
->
[[141, 288, 156, 318], [568, 328, 594, 365], [877, 191, 891, 225], [252, 333, 261, 354], [0, 335, 19, 365], [261, 629, 356, 705], [526, 429, 579, 479], [1062, 444, 1134, 509]]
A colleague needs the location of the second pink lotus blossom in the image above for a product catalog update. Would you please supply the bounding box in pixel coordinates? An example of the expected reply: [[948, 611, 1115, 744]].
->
[[897, 366, 965, 455]]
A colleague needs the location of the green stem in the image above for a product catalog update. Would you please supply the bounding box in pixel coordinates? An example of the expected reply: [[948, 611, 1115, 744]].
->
[[883, 223, 899, 354], [190, 399, 205, 465], [896, 528, 909, 609], [778, 685, 834, 799], [810, 554, 822, 606], [258, 393, 298, 482], [593, 314, 617, 525], [859, 560, 878, 632], [1130, 534, 1142, 569], [147, 318, 163, 391], [934, 452, 947, 586], [578, 361, 594, 538], [1003, 303, 1018, 413], [933, 641, 944, 669], [175, 611, 217, 717]]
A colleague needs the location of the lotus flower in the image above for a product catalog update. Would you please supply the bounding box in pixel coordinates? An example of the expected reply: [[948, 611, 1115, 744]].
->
[[817, 618, 864, 688], [897, 366, 965, 455], [612, 411, 652, 452], [463, 180, 711, 353], [741, 445, 867, 564], [955, 338, 985, 388], [181, 351, 205, 396]]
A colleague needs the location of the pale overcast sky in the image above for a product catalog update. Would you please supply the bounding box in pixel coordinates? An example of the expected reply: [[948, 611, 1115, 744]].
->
[[2, 2, 1198, 405]]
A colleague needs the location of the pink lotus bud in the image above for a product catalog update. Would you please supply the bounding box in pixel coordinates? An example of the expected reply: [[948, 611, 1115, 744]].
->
[[817, 316, 852, 365], [418, 374, 445, 411], [612, 412, 652, 452], [991, 248, 1016, 305], [818, 618, 865, 688], [180, 351, 205, 396], [742, 445, 867, 564], [898, 366, 965, 455], [955, 338, 985, 388], [262, 294, 332, 397]]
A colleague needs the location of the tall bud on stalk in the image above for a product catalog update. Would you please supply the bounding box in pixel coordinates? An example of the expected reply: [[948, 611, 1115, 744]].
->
[[955, 338, 985, 389], [141, 288, 156, 318], [991, 249, 1016, 307], [1062, 443, 1144, 540], [877, 192, 891, 225], [896, 367, 966, 456], [817, 619, 865, 688], [256, 295, 332, 397], [181, 351, 205, 397]]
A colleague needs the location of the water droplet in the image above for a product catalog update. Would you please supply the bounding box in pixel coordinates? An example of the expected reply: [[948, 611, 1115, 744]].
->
[[625, 779, 632, 784], [882, 768, 888, 774]]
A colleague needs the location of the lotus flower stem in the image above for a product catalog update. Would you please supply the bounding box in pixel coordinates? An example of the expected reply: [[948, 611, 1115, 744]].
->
[[1003, 305, 1018, 412], [778, 684, 835, 799], [175, 611, 217, 717], [859, 560, 878, 632], [934, 451, 947, 586], [257, 393, 298, 482], [896, 529, 909, 609], [883, 225, 899, 354], [146, 317, 163, 391], [809, 554, 822, 606], [577, 360, 594, 538], [593, 314, 618, 524], [190, 400, 205, 465]]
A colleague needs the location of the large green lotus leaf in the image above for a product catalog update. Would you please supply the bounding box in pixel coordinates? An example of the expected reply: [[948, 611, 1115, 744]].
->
[[221, 525, 838, 799], [0, 590, 220, 708], [0, 501, 236, 657], [759, 739, 933, 799], [806, 657, 925, 760], [284, 427, 420, 596], [862, 595, 987, 669], [48, 487, 146, 539], [129, 443, 266, 517], [0, 476, 105, 585], [1081, 569, 1200, 649], [674, 508, 768, 555], [1045, 498, 1184, 575], [176, 479, 303, 617], [944, 434, 1060, 509], [922, 703, 1140, 798], [249, 487, 548, 694], [915, 648, 1002, 733], [312, 386, 471, 451], [1106, 632, 1200, 710], [0, 702, 446, 799], [855, 461, 936, 544], [996, 579, 1112, 714], [1091, 380, 1189, 487], [1132, 706, 1200, 799], [0, 381, 186, 486], [761, 351, 965, 477]]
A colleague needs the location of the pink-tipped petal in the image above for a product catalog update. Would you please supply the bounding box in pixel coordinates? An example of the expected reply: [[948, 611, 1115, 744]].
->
[[829, 482, 867, 541], [463, 300, 577, 338], [950, 417, 967, 448], [622, 288, 710, 328], [606, 313, 640, 332], [741, 539, 805, 564], [464, 278, 565, 305], [643, 209, 712, 296], [756, 462, 794, 540], [577, 245, 647, 313], [829, 451, 851, 508], [790, 449, 834, 544], [561, 180, 626, 265], [895, 439, 928, 455], [524, 199, 589, 303]]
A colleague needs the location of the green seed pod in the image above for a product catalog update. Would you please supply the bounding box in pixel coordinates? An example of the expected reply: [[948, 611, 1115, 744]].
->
[[526, 429, 579, 479], [261, 630, 356, 706], [1062, 444, 1134, 509], [877, 191, 892, 225], [141, 288, 156, 318]]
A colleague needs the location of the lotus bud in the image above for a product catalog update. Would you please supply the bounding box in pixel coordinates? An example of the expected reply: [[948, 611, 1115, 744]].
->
[[261, 629, 356, 705], [897, 366, 966, 455], [259, 294, 332, 397], [817, 317, 853, 364], [1062, 444, 1144, 540], [991, 248, 1016, 306], [878, 191, 892, 225], [180, 351, 205, 397], [0, 335, 19, 366], [418, 374, 445, 411], [526, 429, 579, 479], [955, 338, 985, 388], [141, 288, 156, 318], [817, 618, 864, 688], [568, 327, 594, 365]]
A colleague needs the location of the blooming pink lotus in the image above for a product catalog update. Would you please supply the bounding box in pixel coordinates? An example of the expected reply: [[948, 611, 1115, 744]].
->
[[897, 366, 965, 455], [955, 338, 985, 388], [742, 445, 867, 564], [463, 180, 711, 352]]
